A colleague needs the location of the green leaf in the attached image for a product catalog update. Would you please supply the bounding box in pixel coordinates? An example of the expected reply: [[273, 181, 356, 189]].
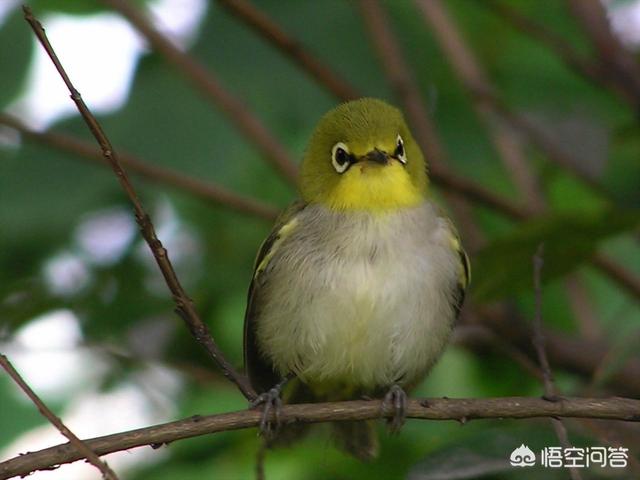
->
[[471, 207, 640, 301]]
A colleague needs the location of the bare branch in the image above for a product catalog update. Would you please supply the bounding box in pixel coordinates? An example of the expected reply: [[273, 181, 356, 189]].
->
[[101, 0, 298, 184], [22, 6, 256, 401], [1, 396, 638, 479], [217, 0, 359, 101], [0, 113, 279, 221], [0, 354, 120, 480]]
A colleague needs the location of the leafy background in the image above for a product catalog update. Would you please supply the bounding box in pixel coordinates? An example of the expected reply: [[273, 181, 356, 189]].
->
[[1, 0, 639, 479]]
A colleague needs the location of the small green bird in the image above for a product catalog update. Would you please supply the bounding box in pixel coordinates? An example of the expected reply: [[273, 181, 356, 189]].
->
[[244, 98, 469, 459]]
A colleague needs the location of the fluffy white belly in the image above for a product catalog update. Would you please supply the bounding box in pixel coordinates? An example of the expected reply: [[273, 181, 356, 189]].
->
[[256, 202, 460, 390]]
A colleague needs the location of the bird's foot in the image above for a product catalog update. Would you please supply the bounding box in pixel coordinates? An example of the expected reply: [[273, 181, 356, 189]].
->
[[382, 384, 408, 434], [250, 378, 289, 440]]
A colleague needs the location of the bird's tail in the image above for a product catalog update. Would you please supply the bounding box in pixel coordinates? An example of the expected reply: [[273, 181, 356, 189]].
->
[[264, 381, 379, 460], [331, 420, 379, 461]]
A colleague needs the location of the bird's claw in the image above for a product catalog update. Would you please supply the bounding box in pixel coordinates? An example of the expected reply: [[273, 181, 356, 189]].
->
[[383, 384, 407, 434], [250, 385, 284, 439]]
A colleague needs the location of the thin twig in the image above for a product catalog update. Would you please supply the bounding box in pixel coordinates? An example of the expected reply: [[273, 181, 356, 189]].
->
[[0, 113, 279, 221], [532, 245, 583, 480], [1, 396, 638, 479], [217, 0, 359, 101], [0, 354, 120, 480], [101, 0, 298, 184], [22, 6, 256, 401]]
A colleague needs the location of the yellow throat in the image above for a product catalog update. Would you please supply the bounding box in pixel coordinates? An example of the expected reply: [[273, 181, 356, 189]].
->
[[322, 161, 424, 211]]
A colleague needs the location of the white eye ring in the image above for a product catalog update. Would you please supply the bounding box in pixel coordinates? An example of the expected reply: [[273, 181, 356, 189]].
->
[[395, 135, 407, 164], [331, 142, 351, 173]]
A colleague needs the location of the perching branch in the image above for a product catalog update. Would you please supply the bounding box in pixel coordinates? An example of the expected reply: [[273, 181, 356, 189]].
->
[[1, 396, 638, 480], [101, 0, 299, 184], [0, 354, 120, 480], [22, 6, 256, 401], [0, 113, 279, 221]]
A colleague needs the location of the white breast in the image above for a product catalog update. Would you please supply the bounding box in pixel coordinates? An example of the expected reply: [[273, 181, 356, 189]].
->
[[256, 202, 460, 390]]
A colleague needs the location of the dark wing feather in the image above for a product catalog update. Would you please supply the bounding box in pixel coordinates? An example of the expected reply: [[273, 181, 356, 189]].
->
[[243, 201, 306, 394], [453, 246, 470, 318], [442, 215, 470, 319]]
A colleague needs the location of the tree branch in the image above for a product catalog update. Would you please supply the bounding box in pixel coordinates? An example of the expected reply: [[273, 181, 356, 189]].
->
[[101, 0, 299, 184], [0, 113, 279, 221], [1, 396, 638, 479], [0, 354, 120, 480], [22, 6, 256, 401]]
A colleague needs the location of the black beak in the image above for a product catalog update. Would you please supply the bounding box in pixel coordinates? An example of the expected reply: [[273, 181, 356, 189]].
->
[[361, 148, 389, 165]]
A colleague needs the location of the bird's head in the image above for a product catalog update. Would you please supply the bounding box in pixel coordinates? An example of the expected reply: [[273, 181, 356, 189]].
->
[[299, 98, 428, 212]]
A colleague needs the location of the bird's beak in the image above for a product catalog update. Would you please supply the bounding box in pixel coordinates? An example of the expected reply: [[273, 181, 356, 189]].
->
[[360, 148, 389, 165]]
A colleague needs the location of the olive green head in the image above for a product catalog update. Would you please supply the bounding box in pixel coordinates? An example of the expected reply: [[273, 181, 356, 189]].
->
[[299, 98, 428, 211]]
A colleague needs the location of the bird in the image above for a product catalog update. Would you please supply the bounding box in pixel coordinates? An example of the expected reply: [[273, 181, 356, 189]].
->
[[243, 98, 469, 460]]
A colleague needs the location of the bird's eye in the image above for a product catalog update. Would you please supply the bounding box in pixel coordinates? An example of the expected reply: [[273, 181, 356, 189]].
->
[[395, 135, 407, 164], [331, 142, 351, 173]]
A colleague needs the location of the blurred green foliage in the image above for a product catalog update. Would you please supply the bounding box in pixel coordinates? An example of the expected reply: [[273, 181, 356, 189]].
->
[[1, 1, 639, 479]]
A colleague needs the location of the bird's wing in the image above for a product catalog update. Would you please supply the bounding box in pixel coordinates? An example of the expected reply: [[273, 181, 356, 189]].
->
[[243, 200, 307, 394], [442, 217, 471, 318]]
